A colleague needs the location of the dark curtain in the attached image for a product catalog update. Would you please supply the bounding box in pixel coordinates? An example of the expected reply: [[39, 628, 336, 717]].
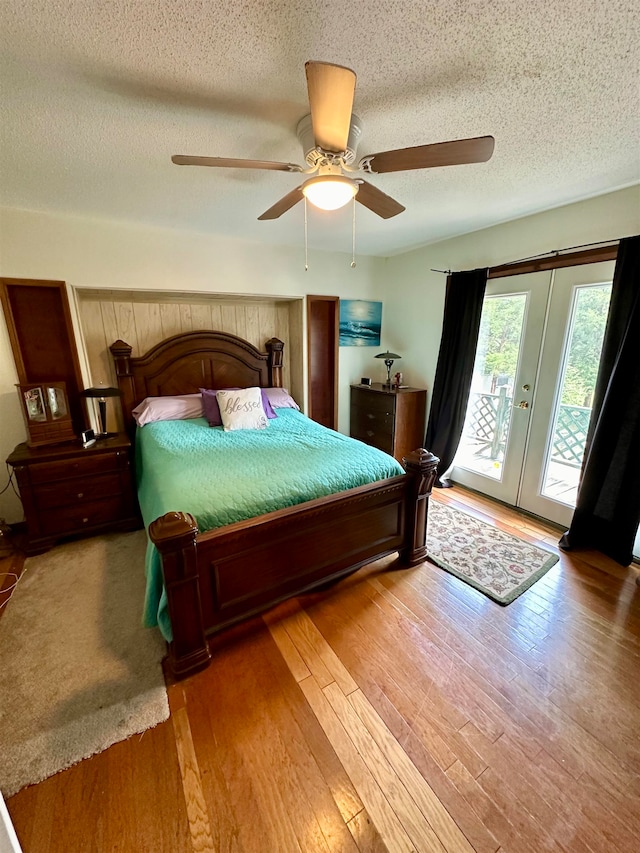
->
[[424, 267, 488, 486], [559, 235, 640, 565]]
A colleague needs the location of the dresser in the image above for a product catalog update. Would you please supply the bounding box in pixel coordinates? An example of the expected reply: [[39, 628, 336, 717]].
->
[[350, 383, 428, 463], [7, 434, 140, 554]]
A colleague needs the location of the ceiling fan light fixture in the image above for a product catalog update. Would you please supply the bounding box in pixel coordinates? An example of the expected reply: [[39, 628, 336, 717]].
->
[[302, 175, 359, 211]]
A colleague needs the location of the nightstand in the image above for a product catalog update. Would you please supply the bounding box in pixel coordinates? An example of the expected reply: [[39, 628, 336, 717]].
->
[[6, 434, 140, 554], [350, 383, 427, 463]]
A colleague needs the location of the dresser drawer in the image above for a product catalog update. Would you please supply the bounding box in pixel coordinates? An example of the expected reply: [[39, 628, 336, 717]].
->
[[350, 403, 395, 433], [39, 496, 129, 536], [28, 452, 123, 484], [350, 383, 427, 463], [34, 472, 124, 510], [351, 388, 396, 416], [351, 425, 394, 454]]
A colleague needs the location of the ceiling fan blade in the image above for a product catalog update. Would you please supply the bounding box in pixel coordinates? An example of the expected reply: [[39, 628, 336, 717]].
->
[[360, 135, 495, 174], [172, 155, 303, 172], [257, 186, 304, 220], [305, 61, 356, 153], [356, 181, 405, 219]]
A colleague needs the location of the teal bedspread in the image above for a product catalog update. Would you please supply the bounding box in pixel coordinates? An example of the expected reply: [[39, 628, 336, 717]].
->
[[136, 409, 405, 640]]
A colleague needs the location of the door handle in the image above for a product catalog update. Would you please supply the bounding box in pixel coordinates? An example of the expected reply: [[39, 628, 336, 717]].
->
[[516, 400, 529, 409]]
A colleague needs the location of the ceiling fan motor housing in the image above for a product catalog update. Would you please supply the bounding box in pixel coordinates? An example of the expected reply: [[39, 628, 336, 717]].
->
[[297, 113, 363, 167]]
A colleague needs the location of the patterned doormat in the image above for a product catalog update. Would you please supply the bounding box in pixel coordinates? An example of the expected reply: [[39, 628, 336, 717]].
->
[[427, 500, 559, 605]]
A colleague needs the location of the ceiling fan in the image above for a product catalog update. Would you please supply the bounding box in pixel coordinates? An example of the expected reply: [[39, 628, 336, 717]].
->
[[172, 61, 495, 221]]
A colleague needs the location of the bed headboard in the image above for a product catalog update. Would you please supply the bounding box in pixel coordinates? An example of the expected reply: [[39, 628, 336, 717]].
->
[[110, 330, 284, 435]]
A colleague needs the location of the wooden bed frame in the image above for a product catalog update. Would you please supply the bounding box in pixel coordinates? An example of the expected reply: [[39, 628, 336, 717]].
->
[[110, 330, 438, 678]]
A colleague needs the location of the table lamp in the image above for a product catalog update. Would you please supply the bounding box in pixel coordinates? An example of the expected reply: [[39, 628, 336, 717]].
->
[[375, 351, 401, 387], [81, 385, 121, 437]]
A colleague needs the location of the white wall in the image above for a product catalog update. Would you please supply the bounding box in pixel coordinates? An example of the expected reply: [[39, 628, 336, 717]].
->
[[377, 186, 640, 410], [0, 207, 381, 522]]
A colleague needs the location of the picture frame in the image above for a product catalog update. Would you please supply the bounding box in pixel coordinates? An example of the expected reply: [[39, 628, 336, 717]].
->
[[339, 300, 382, 347]]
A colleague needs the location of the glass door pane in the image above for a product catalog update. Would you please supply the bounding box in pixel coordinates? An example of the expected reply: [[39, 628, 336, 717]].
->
[[518, 262, 615, 526], [450, 272, 551, 505], [540, 283, 611, 505], [456, 293, 527, 480]]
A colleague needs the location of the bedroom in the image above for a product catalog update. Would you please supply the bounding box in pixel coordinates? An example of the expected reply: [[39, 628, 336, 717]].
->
[[1, 1, 640, 851]]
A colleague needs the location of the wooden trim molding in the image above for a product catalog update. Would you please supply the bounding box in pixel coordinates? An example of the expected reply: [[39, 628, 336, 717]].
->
[[306, 295, 339, 430], [0, 278, 87, 432], [488, 245, 618, 279]]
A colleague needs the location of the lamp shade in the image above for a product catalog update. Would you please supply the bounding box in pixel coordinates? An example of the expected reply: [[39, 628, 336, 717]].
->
[[81, 386, 121, 398], [302, 175, 359, 211]]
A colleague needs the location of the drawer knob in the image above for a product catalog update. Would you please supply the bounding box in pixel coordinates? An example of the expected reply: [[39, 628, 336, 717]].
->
[[366, 430, 374, 437], [82, 517, 89, 524], [77, 492, 84, 499]]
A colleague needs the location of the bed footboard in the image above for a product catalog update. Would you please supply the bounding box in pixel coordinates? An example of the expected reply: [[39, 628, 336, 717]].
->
[[150, 511, 210, 677], [150, 449, 438, 678]]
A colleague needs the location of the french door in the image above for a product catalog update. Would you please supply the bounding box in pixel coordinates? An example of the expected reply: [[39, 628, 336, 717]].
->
[[451, 262, 615, 527]]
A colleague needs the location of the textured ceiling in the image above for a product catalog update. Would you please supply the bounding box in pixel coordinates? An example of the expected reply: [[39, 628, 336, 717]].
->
[[1, 1, 638, 257]]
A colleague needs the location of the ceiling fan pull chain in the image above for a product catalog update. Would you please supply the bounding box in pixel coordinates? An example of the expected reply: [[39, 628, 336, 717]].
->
[[304, 196, 309, 271], [351, 197, 357, 268]]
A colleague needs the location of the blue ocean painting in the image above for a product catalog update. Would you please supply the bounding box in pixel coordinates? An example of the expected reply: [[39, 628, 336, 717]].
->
[[339, 300, 382, 347]]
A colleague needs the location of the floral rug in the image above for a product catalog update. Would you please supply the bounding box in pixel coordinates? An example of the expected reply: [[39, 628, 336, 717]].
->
[[426, 500, 559, 605]]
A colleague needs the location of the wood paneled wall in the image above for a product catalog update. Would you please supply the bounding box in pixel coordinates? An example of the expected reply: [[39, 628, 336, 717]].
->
[[75, 289, 304, 432]]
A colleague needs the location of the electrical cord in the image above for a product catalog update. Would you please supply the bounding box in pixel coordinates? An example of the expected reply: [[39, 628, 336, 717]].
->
[[0, 463, 24, 510], [0, 464, 15, 496], [0, 466, 26, 611], [0, 571, 23, 612]]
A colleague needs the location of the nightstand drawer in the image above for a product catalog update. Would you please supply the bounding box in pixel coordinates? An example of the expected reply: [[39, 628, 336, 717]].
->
[[28, 452, 122, 484], [7, 434, 139, 553], [35, 472, 124, 510], [39, 496, 128, 536]]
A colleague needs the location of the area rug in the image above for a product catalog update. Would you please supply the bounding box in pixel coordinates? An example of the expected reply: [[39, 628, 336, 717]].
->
[[0, 530, 169, 798], [427, 500, 559, 604]]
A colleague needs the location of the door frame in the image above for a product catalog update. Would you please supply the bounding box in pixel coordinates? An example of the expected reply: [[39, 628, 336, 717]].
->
[[450, 272, 552, 504], [517, 262, 615, 525], [452, 244, 620, 525]]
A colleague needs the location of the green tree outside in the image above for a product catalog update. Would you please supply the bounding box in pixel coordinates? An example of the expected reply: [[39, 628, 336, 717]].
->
[[476, 285, 611, 405]]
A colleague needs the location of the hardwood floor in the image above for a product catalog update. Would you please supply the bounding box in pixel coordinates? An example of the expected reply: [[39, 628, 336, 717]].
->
[[4, 487, 640, 852]]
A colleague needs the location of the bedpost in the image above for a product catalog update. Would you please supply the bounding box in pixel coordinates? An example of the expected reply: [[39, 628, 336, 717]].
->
[[400, 449, 439, 566], [109, 339, 136, 437], [149, 511, 211, 678], [265, 337, 284, 388]]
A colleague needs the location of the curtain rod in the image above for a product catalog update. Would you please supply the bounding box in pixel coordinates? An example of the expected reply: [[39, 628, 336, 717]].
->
[[430, 237, 620, 277]]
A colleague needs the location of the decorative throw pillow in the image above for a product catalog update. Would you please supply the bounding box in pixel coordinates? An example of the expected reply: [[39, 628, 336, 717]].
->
[[263, 387, 300, 410], [200, 387, 276, 426], [132, 394, 204, 426], [216, 387, 269, 431]]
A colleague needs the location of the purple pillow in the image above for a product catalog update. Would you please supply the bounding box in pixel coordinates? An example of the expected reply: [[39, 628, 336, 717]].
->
[[132, 394, 204, 426], [263, 387, 300, 410], [200, 387, 276, 426]]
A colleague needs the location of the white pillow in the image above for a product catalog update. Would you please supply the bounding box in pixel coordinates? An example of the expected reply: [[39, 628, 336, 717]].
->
[[132, 394, 204, 426], [216, 387, 269, 431]]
